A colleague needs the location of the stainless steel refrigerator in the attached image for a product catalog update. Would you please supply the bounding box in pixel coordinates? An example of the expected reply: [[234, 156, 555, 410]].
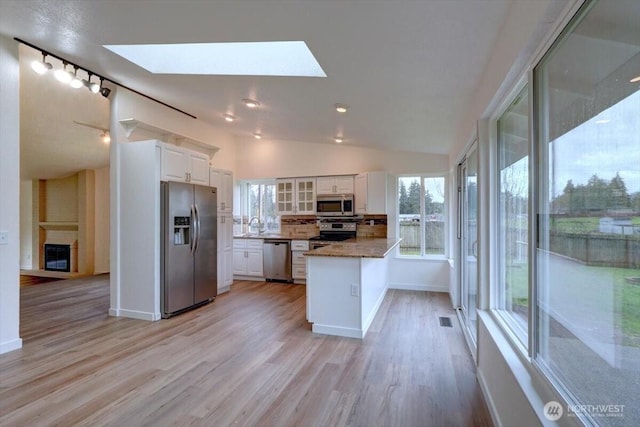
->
[[161, 181, 217, 318]]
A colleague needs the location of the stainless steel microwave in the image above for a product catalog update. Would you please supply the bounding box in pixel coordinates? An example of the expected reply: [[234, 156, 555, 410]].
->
[[316, 194, 354, 217]]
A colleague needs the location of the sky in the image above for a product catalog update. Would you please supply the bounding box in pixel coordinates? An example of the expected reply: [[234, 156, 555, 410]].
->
[[550, 90, 640, 197]]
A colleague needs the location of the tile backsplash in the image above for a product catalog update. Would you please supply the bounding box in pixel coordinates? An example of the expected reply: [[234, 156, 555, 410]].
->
[[280, 215, 387, 238]]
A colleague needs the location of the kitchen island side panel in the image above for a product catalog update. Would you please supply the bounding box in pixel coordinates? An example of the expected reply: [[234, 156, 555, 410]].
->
[[307, 256, 361, 337], [360, 257, 388, 336]]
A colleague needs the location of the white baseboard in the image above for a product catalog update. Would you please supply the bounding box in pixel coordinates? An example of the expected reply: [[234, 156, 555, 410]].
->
[[312, 324, 363, 339], [388, 282, 448, 292], [109, 308, 160, 321], [363, 288, 387, 337], [477, 368, 502, 427], [0, 338, 23, 354]]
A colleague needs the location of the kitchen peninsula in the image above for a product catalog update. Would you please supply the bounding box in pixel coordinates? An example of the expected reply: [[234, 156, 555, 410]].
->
[[305, 237, 401, 339]]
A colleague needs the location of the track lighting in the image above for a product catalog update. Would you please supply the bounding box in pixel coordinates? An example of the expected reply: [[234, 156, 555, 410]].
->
[[31, 53, 52, 75], [55, 62, 73, 84], [70, 67, 83, 89], [18, 38, 196, 119], [83, 73, 100, 93]]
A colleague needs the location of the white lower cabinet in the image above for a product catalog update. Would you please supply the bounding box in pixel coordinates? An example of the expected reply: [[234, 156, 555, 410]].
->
[[233, 238, 264, 278], [217, 214, 234, 293], [291, 240, 309, 283]]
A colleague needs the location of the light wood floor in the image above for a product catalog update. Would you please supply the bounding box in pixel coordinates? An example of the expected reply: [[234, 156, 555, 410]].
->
[[0, 276, 492, 427]]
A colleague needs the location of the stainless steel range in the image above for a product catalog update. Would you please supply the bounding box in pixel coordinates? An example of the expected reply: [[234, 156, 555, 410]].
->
[[308, 222, 357, 249]]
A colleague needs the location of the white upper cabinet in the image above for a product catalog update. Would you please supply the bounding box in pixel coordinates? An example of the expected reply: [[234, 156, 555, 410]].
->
[[160, 144, 210, 185], [210, 168, 233, 212], [277, 178, 315, 215], [295, 178, 316, 215], [316, 176, 354, 195], [354, 172, 387, 214], [276, 179, 295, 215]]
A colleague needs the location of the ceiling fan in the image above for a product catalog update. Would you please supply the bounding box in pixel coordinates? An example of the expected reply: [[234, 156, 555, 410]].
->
[[73, 120, 110, 143]]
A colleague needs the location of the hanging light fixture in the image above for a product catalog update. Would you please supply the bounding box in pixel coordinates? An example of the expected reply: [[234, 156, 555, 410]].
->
[[223, 113, 235, 122], [334, 136, 344, 143], [31, 52, 52, 75], [253, 132, 262, 139]]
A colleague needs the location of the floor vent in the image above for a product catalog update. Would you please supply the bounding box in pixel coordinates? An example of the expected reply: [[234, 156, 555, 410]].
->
[[439, 316, 453, 327]]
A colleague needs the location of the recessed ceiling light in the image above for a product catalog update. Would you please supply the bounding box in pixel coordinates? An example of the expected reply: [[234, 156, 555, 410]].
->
[[631, 75, 640, 83], [243, 99, 260, 108], [103, 41, 327, 77], [253, 132, 262, 140], [335, 104, 348, 113], [334, 136, 344, 143], [223, 113, 235, 122], [595, 119, 610, 124]]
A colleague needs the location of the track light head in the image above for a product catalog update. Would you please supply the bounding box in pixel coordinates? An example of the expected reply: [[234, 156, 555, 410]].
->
[[31, 53, 52, 75], [69, 67, 83, 89], [100, 87, 111, 98], [83, 73, 100, 93], [55, 62, 73, 84]]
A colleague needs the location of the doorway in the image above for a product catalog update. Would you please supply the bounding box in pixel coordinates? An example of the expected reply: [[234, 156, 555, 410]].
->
[[458, 141, 478, 348]]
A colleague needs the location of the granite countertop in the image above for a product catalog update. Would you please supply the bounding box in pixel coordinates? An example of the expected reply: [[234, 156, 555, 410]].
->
[[304, 237, 401, 258], [233, 233, 318, 240]]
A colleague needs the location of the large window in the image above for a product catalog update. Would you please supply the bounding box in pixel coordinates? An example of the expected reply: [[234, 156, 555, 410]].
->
[[241, 181, 279, 233], [534, 0, 639, 424], [497, 86, 530, 343], [398, 176, 446, 256]]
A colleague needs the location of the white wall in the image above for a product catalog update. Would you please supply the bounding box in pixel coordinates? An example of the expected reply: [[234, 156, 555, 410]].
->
[[0, 35, 22, 354], [389, 258, 449, 292], [109, 88, 237, 319], [19, 180, 32, 269], [94, 166, 110, 274], [235, 137, 448, 179]]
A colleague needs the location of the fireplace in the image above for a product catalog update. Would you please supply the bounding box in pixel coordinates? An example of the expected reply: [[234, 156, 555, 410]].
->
[[44, 241, 78, 272]]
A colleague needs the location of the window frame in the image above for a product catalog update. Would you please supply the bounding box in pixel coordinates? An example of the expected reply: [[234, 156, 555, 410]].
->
[[494, 83, 531, 350], [396, 174, 447, 259], [239, 179, 280, 233]]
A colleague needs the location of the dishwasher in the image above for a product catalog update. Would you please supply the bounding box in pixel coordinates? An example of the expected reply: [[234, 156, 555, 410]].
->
[[263, 239, 292, 282]]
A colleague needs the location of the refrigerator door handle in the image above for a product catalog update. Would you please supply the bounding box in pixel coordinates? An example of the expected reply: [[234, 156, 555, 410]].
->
[[193, 203, 201, 254], [190, 204, 197, 254]]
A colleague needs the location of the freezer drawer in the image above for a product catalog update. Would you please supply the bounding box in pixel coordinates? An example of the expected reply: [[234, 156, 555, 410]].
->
[[263, 239, 292, 282]]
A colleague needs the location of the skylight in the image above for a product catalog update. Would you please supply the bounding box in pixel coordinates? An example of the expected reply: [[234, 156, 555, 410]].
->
[[103, 41, 327, 77]]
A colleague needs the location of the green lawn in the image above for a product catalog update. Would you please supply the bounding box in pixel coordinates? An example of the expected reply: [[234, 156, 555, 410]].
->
[[505, 262, 640, 347], [551, 216, 640, 233]]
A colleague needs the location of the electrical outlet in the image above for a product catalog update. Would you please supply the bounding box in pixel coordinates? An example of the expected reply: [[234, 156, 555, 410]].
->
[[351, 283, 359, 297], [0, 231, 8, 245], [369, 219, 374, 226]]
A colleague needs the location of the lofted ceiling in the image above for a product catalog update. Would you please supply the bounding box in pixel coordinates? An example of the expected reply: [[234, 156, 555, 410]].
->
[[1, 0, 521, 179]]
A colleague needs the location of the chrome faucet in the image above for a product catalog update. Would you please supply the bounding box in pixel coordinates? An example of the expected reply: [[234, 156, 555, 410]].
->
[[248, 216, 263, 234]]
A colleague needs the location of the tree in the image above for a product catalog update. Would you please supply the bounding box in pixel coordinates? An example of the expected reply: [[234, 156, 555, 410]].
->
[[407, 180, 421, 214], [399, 181, 409, 214], [608, 172, 630, 209]]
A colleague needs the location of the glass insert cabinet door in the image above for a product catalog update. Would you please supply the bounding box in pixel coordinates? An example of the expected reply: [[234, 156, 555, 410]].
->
[[276, 180, 294, 214]]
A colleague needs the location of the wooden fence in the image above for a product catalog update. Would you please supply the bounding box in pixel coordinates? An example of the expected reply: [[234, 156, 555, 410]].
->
[[549, 232, 640, 268], [399, 222, 444, 253]]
